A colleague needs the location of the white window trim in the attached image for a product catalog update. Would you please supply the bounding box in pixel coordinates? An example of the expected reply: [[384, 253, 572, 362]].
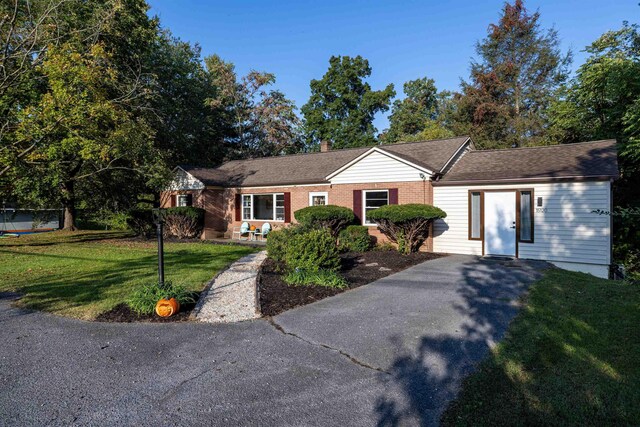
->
[[176, 194, 191, 207], [308, 191, 329, 206], [362, 189, 389, 226], [241, 193, 285, 222]]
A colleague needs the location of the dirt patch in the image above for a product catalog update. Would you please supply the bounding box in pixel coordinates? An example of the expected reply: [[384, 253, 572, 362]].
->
[[95, 299, 198, 323], [259, 250, 445, 316]]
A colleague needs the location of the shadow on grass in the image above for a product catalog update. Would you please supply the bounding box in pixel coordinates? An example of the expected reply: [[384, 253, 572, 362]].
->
[[439, 269, 640, 426], [0, 230, 134, 247], [1, 243, 255, 318]]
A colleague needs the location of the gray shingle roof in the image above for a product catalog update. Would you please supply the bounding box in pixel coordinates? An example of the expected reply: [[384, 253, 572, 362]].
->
[[438, 139, 619, 184], [381, 137, 470, 172], [181, 138, 618, 188], [183, 137, 470, 187]]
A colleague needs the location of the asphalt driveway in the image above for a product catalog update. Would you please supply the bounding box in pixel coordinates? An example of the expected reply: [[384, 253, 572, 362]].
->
[[0, 255, 547, 426]]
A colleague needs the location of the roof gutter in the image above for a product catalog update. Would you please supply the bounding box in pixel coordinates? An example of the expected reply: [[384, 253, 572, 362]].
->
[[432, 175, 619, 186]]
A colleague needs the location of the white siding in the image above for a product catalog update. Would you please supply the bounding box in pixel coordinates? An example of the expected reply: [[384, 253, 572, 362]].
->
[[167, 168, 205, 191], [433, 181, 612, 277], [330, 150, 428, 184]]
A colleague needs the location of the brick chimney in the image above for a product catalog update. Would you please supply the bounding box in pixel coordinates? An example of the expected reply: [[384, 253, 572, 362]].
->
[[320, 140, 332, 152]]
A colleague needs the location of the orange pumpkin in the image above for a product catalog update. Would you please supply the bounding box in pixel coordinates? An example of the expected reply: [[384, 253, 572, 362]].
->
[[155, 298, 180, 317], [250, 225, 256, 231]]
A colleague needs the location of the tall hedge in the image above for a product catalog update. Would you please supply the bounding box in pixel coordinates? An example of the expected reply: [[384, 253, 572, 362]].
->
[[163, 207, 205, 239], [367, 204, 446, 253]]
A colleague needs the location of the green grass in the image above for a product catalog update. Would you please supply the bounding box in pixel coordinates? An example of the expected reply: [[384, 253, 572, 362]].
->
[[0, 230, 257, 319], [442, 269, 640, 426]]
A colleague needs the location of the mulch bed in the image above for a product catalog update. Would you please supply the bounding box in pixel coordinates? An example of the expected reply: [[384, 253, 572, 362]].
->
[[95, 299, 198, 323], [258, 250, 445, 316]]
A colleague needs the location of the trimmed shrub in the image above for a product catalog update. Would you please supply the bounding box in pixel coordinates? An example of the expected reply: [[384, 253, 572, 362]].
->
[[126, 209, 155, 237], [266, 225, 307, 263], [375, 242, 396, 252], [368, 204, 447, 254], [284, 269, 348, 289], [127, 281, 197, 315], [284, 228, 341, 272], [294, 205, 355, 238], [338, 225, 372, 252], [163, 207, 204, 239]]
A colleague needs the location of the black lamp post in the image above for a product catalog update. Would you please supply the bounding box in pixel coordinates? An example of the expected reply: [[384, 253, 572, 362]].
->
[[153, 207, 165, 286]]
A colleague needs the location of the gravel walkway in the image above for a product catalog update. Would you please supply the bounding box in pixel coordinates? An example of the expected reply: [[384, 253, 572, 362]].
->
[[192, 251, 266, 323]]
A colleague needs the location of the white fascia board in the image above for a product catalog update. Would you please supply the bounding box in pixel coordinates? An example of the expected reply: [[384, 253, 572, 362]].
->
[[439, 137, 472, 174], [325, 147, 434, 180], [234, 183, 330, 190]]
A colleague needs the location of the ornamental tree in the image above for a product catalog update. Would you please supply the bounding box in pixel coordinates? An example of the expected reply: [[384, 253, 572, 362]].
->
[[367, 204, 447, 254], [294, 205, 355, 238]]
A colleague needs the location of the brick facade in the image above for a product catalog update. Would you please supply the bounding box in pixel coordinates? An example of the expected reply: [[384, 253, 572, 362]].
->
[[162, 179, 435, 251]]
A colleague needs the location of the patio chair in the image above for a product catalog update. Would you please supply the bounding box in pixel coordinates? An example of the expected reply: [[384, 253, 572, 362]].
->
[[232, 222, 250, 240], [254, 222, 271, 241]]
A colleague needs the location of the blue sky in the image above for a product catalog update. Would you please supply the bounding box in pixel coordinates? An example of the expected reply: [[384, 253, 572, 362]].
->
[[147, 0, 638, 132]]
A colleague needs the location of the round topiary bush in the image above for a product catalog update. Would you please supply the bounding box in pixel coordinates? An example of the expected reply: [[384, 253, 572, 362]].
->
[[367, 204, 447, 254], [293, 205, 355, 238], [338, 225, 372, 252]]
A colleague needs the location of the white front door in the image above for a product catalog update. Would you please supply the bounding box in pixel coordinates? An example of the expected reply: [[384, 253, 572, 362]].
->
[[484, 191, 516, 257]]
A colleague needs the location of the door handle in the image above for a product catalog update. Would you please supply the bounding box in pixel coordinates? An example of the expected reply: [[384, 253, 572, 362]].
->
[[510, 225, 516, 229]]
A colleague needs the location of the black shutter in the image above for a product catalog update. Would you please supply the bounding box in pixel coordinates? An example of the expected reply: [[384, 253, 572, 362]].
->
[[353, 190, 363, 224], [235, 193, 241, 221]]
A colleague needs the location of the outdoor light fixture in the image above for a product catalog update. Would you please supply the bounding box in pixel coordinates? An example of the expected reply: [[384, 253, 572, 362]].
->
[[419, 173, 426, 180]]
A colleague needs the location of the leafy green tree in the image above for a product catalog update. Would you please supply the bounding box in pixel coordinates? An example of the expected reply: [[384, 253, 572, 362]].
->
[[2, 0, 162, 229], [453, 0, 571, 148], [383, 77, 453, 143], [146, 31, 226, 167], [0, 0, 109, 179], [386, 121, 455, 143], [549, 23, 640, 144], [12, 43, 158, 230], [1, 0, 238, 229], [549, 22, 640, 275], [302, 55, 395, 149]]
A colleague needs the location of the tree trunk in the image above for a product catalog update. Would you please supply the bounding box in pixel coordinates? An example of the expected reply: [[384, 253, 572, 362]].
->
[[61, 180, 77, 231]]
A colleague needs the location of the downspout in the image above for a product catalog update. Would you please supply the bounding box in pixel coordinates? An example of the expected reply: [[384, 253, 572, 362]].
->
[[428, 173, 443, 204]]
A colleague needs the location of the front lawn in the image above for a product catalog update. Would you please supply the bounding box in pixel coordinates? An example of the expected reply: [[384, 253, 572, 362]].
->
[[0, 230, 257, 320], [442, 269, 640, 426]]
